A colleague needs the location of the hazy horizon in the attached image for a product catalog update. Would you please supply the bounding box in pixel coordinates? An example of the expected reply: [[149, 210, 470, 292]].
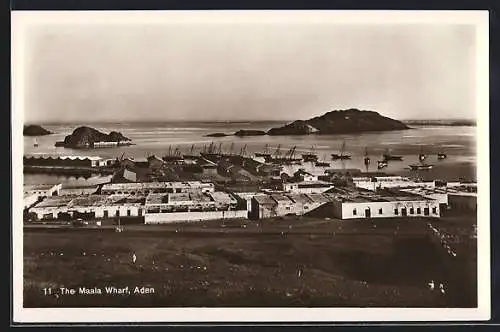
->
[[19, 13, 478, 123], [24, 116, 478, 127]]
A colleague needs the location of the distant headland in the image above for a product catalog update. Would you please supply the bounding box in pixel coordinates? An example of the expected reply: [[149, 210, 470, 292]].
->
[[55, 126, 133, 149], [23, 125, 52, 136], [206, 109, 409, 137]]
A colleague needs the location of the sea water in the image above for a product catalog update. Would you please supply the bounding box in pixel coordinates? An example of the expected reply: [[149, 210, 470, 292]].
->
[[23, 121, 477, 184]]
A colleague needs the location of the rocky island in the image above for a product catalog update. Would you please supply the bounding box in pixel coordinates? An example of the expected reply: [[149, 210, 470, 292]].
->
[[267, 109, 409, 135], [234, 130, 267, 137], [23, 125, 52, 136], [205, 130, 268, 137], [55, 126, 133, 149], [205, 132, 230, 137]]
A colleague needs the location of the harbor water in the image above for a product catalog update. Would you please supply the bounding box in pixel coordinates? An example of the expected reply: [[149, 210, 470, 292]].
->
[[23, 121, 477, 184]]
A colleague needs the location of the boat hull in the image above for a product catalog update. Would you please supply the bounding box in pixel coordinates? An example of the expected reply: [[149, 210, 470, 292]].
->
[[383, 154, 403, 161], [409, 164, 433, 170], [331, 154, 351, 160]]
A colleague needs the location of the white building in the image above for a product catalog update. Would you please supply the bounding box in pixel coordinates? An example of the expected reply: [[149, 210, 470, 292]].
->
[[24, 155, 114, 167], [144, 191, 246, 224], [93, 141, 119, 148], [101, 181, 215, 195], [23, 183, 62, 198], [328, 187, 441, 219], [351, 175, 436, 191], [282, 180, 334, 194], [29, 194, 146, 220], [399, 187, 449, 206]]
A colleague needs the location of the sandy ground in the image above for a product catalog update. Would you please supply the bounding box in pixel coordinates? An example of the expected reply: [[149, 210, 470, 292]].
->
[[23, 215, 477, 308]]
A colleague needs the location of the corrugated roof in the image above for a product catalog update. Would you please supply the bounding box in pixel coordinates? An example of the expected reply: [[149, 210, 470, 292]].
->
[[24, 155, 103, 161]]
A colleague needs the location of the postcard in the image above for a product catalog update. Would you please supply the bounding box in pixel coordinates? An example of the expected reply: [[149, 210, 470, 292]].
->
[[11, 9, 490, 323]]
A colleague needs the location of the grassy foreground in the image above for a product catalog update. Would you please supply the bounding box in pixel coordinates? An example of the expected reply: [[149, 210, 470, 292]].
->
[[23, 215, 477, 307]]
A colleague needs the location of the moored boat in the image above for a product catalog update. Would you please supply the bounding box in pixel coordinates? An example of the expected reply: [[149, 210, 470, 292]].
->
[[302, 146, 318, 162], [409, 164, 433, 170], [331, 141, 351, 160]]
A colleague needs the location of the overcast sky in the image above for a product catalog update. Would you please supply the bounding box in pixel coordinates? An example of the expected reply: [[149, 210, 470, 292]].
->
[[22, 20, 477, 123]]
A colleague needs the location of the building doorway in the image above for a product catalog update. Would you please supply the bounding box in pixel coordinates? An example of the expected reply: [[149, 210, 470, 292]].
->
[[424, 207, 430, 216], [365, 208, 371, 218], [401, 208, 407, 216]]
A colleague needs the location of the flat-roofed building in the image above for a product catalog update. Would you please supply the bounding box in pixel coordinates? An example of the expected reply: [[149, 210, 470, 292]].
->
[[101, 181, 215, 195], [399, 187, 449, 206], [28, 194, 146, 220], [328, 187, 440, 219], [144, 191, 245, 224], [251, 187, 441, 220], [351, 175, 450, 191], [59, 186, 98, 196], [282, 180, 335, 194]]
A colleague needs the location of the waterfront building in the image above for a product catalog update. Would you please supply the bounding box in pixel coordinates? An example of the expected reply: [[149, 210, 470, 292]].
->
[[101, 181, 215, 195], [144, 191, 246, 224], [24, 155, 115, 168], [351, 175, 437, 191], [281, 180, 335, 194]]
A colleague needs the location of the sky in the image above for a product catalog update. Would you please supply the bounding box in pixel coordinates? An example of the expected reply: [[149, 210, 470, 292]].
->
[[21, 15, 478, 123]]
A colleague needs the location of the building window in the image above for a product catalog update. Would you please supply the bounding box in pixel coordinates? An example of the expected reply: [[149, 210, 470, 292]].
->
[[304, 206, 309, 210], [417, 207, 421, 214], [285, 206, 291, 210], [432, 207, 437, 214], [353, 208, 357, 216], [410, 208, 414, 215], [378, 208, 383, 215], [103, 210, 108, 218], [116, 210, 120, 217], [127, 210, 131, 216], [394, 208, 398, 215]]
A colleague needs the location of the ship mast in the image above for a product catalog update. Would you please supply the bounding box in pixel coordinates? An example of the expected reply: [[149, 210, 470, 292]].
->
[[364, 147, 370, 172]]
